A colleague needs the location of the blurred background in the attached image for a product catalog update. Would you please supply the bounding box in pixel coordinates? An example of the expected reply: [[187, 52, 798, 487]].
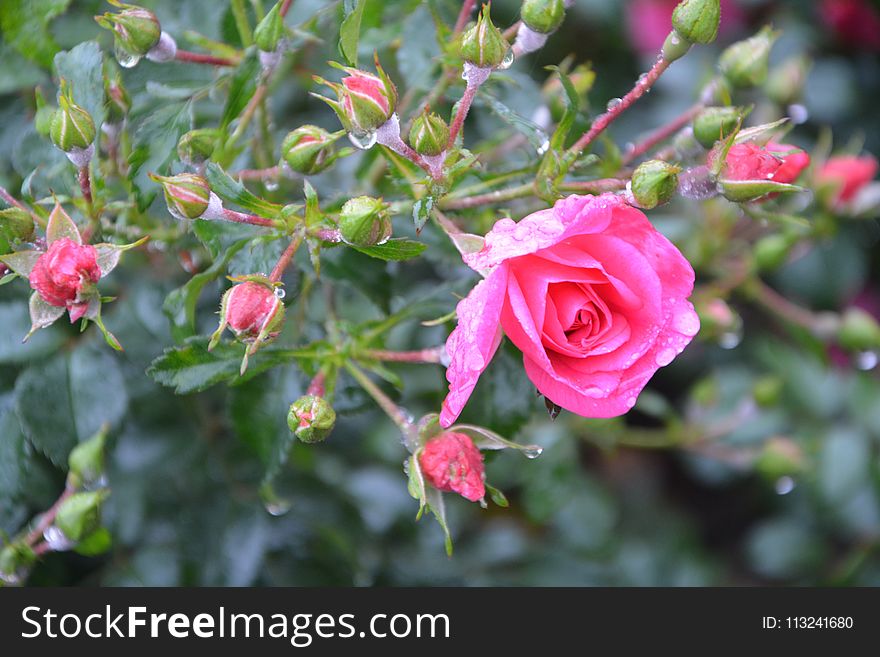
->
[[2, 0, 880, 586]]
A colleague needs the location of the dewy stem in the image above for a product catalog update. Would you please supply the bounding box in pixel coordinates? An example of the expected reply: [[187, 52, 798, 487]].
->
[[269, 233, 303, 283], [344, 361, 414, 433], [447, 81, 480, 149], [280, 0, 295, 17], [174, 50, 238, 66], [748, 279, 832, 336], [221, 208, 279, 227]]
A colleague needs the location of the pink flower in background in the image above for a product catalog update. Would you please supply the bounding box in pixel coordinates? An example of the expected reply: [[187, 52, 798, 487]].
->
[[723, 142, 810, 184], [625, 0, 744, 55], [816, 155, 878, 207], [441, 194, 700, 428], [28, 237, 100, 322], [419, 432, 486, 502], [820, 0, 880, 51]]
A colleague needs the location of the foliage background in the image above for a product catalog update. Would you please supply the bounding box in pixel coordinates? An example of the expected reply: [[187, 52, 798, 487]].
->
[[1, 0, 880, 585]]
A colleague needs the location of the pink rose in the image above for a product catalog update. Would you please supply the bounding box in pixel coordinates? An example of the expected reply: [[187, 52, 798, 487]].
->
[[816, 155, 878, 206], [820, 0, 880, 51], [419, 432, 485, 502], [28, 237, 101, 323], [722, 141, 810, 184], [440, 193, 700, 428], [225, 281, 284, 340]]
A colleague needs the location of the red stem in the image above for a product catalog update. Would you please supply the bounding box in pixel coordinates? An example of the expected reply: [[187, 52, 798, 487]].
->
[[447, 82, 479, 149], [221, 208, 277, 227], [622, 103, 703, 166], [78, 166, 93, 206], [568, 57, 672, 158], [236, 166, 281, 181], [269, 234, 303, 282], [280, 0, 294, 17], [174, 49, 237, 67], [453, 0, 477, 34], [559, 178, 629, 194]]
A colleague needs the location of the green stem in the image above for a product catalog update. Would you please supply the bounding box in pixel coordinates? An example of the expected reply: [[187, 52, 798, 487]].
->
[[345, 361, 414, 433]]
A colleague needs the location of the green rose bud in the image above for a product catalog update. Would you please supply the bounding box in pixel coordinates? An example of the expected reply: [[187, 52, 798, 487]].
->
[[754, 233, 796, 271], [0, 207, 36, 244], [755, 437, 804, 481], [177, 129, 219, 165], [338, 196, 392, 246], [0, 542, 35, 584], [521, 0, 566, 35], [50, 81, 96, 153], [95, 1, 161, 58], [287, 395, 336, 443], [281, 125, 338, 174], [671, 0, 721, 45], [631, 160, 680, 209], [409, 111, 450, 157], [693, 106, 743, 149], [765, 55, 811, 107], [837, 307, 880, 351], [55, 490, 109, 542], [254, 1, 284, 52], [719, 26, 778, 88], [661, 30, 692, 62], [149, 172, 212, 219], [460, 3, 509, 68], [67, 428, 108, 489]]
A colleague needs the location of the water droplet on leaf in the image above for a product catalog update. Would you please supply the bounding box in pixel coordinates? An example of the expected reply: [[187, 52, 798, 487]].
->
[[523, 446, 543, 459], [774, 476, 795, 495], [274, 287, 286, 300], [114, 44, 141, 68], [348, 130, 377, 150]]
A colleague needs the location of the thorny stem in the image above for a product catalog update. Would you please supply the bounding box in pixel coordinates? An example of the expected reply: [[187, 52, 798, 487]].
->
[[621, 102, 703, 166], [447, 81, 480, 149], [24, 485, 74, 547], [221, 208, 278, 227], [268, 233, 303, 282], [78, 165, 93, 208], [453, 0, 477, 35], [567, 56, 672, 160], [362, 347, 446, 364], [440, 182, 534, 210], [174, 49, 238, 66], [344, 361, 414, 433]]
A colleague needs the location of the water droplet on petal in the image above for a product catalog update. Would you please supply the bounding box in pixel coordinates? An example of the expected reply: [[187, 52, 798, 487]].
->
[[674, 310, 700, 337], [774, 476, 796, 495], [348, 130, 377, 150], [497, 48, 515, 70], [274, 287, 286, 300], [114, 43, 141, 68], [655, 347, 676, 367], [523, 446, 543, 459], [854, 350, 879, 371], [606, 97, 623, 112], [625, 396, 637, 409]]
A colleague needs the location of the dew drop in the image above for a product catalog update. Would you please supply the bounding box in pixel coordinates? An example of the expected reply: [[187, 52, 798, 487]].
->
[[536, 138, 550, 156], [774, 476, 796, 495], [606, 97, 623, 112], [674, 310, 701, 337], [523, 446, 543, 459], [787, 104, 809, 125], [719, 329, 743, 350], [497, 48, 515, 70], [274, 287, 286, 300], [854, 349, 879, 371], [264, 179, 279, 192], [114, 43, 141, 68], [347, 130, 377, 150], [264, 500, 292, 516], [655, 347, 676, 367], [43, 526, 74, 552]]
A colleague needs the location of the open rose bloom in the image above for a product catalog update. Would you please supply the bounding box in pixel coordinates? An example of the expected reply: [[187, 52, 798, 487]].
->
[[441, 194, 700, 428]]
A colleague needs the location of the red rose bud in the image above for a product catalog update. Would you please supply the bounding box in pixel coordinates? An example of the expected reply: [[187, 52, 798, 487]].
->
[[460, 3, 510, 68], [419, 432, 486, 502], [50, 81, 96, 154], [521, 0, 566, 34], [630, 160, 680, 209], [216, 280, 285, 344], [692, 106, 743, 149], [338, 196, 392, 247], [718, 141, 810, 201], [314, 57, 397, 135], [149, 172, 212, 219], [816, 155, 878, 207], [287, 395, 336, 443], [254, 1, 284, 52], [0, 207, 36, 245], [281, 125, 338, 174], [95, 1, 161, 60], [671, 0, 721, 45], [719, 26, 778, 88], [409, 110, 449, 157], [177, 129, 219, 166], [29, 238, 101, 323]]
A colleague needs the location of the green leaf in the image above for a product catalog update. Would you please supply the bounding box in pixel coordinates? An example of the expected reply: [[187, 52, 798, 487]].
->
[[0, 393, 28, 498], [26, 291, 65, 339], [229, 233, 287, 278], [54, 41, 106, 134], [192, 219, 255, 259], [75, 527, 112, 557], [0, 0, 72, 69], [482, 94, 550, 154], [14, 345, 128, 466], [351, 238, 427, 261], [338, 0, 367, 66], [147, 337, 310, 394], [0, 301, 64, 364], [545, 65, 580, 152], [221, 50, 262, 129], [0, 250, 41, 277], [412, 196, 434, 233], [46, 203, 81, 245], [205, 162, 283, 218]]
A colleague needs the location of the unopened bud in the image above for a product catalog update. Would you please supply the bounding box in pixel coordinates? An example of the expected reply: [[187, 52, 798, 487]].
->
[[0, 542, 35, 583], [837, 307, 880, 351], [104, 68, 131, 123], [0, 207, 36, 244], [460, 4, 509, 68], [254, 1, 284, 52], [211, 277, 286, 348], [313, 56, 398, 134], [55, 490, 109, 542], [418, 432, 485, 502], [719, 26, 778, 88], [177, 129, 219, 166], [95, 1, 162, 58], [755, 437, 804, 480], [409, 111, 449, 156], [50, 81, 96, 153], [671, 0, 721, 45], [631, 160, 679, 209], [67, 427, 108, 489], [281, 125, 338, 174], [765, 56, 811, 106], [149, 172, 212, 219], [287, 395, 336, 443], [338, 196, 392, 247], [521, 0, 566, 35], [693, 106, 742, 149]]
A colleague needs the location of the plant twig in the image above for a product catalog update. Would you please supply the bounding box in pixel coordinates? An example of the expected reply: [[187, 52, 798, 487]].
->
[[621, 102, 702, 166], [440, 182, 534, 210], [345, 361, 414, 433], [269, 233, 303, 282], [453, 0, 477, 35], [361, 347, 446, 363], [174, 50, 238, 66]]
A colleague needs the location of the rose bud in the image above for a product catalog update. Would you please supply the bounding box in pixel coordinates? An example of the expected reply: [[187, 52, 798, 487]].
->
[[29, 238, 101, 323], [692, 106, 743, 149], [67, 427, 108, 489], [671, 0, 721, 45], [338, 196, 392, 247], [630, 160, 680, 209], [821, 0, 880, 52], [287, 395, 336, 443], [755, 436, 804, 481], [254, 1, 284, 52], [837, 307, 880, 351], [765, 56, 811, 107], [717, 141, 810, 202], [313, 56, 398, 136], [95, 1, 161, 60], [55, 490, 109, 542], [409, 110, 450, 157], [460, 3, 509, 68], [0, 207, 36, 245], [177, 129, 219, 166], [50, 81, 96, 154], [281, 125, 339, 174], [149, 172, 212, 219], [521, 0, 566, 35], [719, 26, 778, 88], [816, 155, 879, 208], [211, 279, 285, 347], [419, 432, 486, 502]]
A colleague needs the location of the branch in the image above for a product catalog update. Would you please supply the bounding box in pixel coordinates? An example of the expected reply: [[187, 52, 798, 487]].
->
[[269, 233, 303, 282], [174, 49, 238, 66], [621, 102, 703, 166]]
